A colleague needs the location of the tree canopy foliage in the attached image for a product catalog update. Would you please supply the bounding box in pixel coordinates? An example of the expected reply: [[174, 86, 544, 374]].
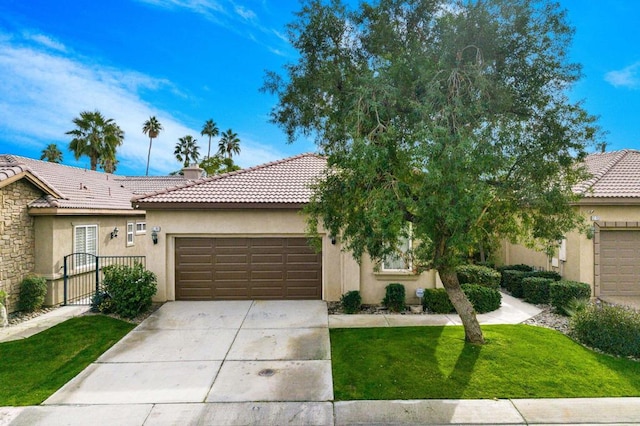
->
[[67, 110, 124, 172], [264, 0, 600, 343]]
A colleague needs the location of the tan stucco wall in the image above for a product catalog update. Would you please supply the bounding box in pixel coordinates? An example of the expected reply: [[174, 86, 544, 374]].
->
[[0, 180, 42, 312], [502, 202, 640, 297], [145, 208, 436, 305], [35, 214, 147, 306]]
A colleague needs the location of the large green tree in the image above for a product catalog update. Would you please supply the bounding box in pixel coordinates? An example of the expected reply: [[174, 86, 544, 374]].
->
[[199, 155, 241, 176], [174, 135, 200, 167], [201, 119, 220, 159], [40, 144, 63, 163], [142, 116, 163, 176], [218, 129, 241, 159], [264, 0, 599, 343], [66, 110, 124, 172]]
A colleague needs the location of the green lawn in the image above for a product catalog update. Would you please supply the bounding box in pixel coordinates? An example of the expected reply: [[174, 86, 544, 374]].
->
[[0, 315, 134, 406], [331, 325, 640, 400]]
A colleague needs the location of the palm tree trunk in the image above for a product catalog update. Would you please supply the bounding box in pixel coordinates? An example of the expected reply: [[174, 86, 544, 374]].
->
[[207, 136, 212, 159], [438, 267, 485, 344], [146, 138, 153, 176]]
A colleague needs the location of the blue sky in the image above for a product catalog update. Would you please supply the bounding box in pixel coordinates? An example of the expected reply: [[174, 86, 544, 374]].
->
[[0, 1, 638, 176]]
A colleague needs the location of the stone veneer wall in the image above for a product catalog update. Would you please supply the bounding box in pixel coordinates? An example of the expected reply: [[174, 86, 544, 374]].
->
[[0, 179, 42, 313]]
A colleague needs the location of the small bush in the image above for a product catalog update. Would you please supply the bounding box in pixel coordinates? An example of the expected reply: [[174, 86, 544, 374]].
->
[[422, 286, 501, 314], [340, 290, 362, 314], [382, 283, 406, 312], [501, 270, 528, 297], [462, 284, 502, 313], [18, 275, 47, 312], [530, 270, 562, 281], [91, 291, 114, 314], [456, 264, 500, 289], [102, 263, 157, 319], [422, 288, 454, 313], [550, 280, 591, 315], [522, 277, 554, 304], [497, 264, 534, 273], [570, 304, 640, 358]]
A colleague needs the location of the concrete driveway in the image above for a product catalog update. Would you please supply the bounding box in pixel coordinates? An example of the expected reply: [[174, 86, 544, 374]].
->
[[44, 300, 333, 405]]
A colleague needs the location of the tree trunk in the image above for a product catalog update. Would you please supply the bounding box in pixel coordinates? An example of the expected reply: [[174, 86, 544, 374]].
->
[[438, 267, 485, 344], [146, 138, 153, 176]]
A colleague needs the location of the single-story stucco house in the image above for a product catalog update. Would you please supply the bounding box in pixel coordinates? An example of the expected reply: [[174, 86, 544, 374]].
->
[[0, 154, 196, 312], [133, 153, 440, 305], [503, 149, 640, 301]]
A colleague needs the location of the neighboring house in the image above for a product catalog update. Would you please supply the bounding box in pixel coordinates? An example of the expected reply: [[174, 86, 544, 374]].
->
[[134, 153, 438, 305], [0, 155, 193, 312], [503, 149, 640, 300]]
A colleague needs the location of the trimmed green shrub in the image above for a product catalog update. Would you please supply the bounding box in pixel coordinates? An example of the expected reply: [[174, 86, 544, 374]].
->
[[422, 288, 454, 313], [422, 286, 502, 314], [549, 280, 591, 315], [497, 264, 534, 273], [501, 270, 528, 297], [522, 277, 554, 304], [102, 263, 157, 319], [531, 270, 562, 281], [340, 290, 362, 314], [570, 304, 640, 358], [18, 275, 47, 312], [461, 284, 502, 313], [382, 283, 406, 312], [91, 291, 114, 314], [456, 264, 500, 289]]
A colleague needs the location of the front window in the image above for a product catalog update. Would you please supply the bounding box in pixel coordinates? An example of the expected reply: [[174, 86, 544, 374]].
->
[[136, 222, 146, 234], [127, 222, 134, 246], [382, 230, 412, 271], [74, 225, 98, 267]]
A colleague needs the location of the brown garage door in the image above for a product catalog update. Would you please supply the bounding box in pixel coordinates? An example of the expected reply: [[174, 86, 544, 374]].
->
[[600, 230, 640, 296], [175, 237, 322, 300]]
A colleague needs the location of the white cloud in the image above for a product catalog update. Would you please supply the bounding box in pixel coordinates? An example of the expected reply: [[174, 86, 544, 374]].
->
[[605, 62, 640, 89], [22, 32, 67, 52], [0, 33, 285, 175]]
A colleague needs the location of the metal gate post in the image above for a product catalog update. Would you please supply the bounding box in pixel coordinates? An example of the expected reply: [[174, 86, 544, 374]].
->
[[63, 255, 68, 306], [95, 256, 100, 295]]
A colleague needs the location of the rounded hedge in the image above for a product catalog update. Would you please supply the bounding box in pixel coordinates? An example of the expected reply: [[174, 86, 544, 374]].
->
[[570, 304, 640, 358], [422, 285, 501, 314], [456, 264, 501, 289], [18, 275, 47, 312], [340, 290, 362, 314]]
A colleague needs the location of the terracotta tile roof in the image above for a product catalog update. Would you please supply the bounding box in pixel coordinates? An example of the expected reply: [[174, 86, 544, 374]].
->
[[576, 150, 640, 198], [114, 176, 191, 195], [134, 153, 327, 206], [0, 155, 189, 211]]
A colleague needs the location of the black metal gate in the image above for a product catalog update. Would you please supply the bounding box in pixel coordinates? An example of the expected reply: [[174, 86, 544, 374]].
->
[[63, 253, 146, 305]]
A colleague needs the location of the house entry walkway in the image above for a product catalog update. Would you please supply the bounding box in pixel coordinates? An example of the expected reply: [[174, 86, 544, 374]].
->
[[2, 295, 640, 425]]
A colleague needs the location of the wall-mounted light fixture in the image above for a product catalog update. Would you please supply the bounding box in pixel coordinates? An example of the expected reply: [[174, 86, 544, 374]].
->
[[151, 226, 161, 245], [110, 227, 119, 239], [330, 235, 337, 245]]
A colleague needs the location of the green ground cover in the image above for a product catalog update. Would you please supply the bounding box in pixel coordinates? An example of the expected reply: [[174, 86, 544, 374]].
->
[[331, 325, 640, 400], [0, 315, 134, 406]]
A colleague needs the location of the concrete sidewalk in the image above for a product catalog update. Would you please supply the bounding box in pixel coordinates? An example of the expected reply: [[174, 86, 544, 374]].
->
[[3, 398, 640, 425]]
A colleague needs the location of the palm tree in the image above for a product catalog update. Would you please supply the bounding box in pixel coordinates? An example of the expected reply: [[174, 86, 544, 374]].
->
[[142, 116, 163, 176], [40, 144, 63, 163], [66, 110, 124, 171], [218, 129, 241, 159], [201, 119, 219, 159], [174, 135, 200, 167]]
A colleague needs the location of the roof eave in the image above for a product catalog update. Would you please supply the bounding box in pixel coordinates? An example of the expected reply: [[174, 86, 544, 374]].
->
[[574, 197, 640, 206], [133, 201, 307, 210], [28, 207, 146, 216]]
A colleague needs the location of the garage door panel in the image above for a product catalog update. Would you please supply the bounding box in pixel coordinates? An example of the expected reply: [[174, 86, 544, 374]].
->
[[175, 237, 321, 300], [600, 230, 640, 296]]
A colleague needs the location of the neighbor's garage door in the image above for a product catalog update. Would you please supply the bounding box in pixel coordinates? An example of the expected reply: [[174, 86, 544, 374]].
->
[[600, 230, 640, 296], [175, 237, 322, 300]]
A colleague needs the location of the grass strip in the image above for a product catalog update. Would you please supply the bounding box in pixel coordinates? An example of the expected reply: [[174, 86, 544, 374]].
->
[[0, 315, 135, 406], [331, 325, 640, 400]]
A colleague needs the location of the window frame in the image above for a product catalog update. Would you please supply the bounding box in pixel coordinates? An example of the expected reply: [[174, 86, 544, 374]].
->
[[135, 221, 146, 234], [126, 222, 135, 246], [382, 227, 413, 272], [74, 224, 98, 269]]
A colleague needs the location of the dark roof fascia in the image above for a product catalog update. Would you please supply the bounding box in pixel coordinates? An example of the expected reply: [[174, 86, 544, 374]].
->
[[133, 202, 306, 211]]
